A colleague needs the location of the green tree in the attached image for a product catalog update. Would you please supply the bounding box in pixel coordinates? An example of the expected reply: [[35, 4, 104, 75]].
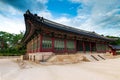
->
[[0, 31, 25, 56], [106, 36, 120, 45]]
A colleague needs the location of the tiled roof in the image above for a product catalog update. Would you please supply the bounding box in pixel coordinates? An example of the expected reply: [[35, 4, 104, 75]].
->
[[23, 10, 114, 41], [109, 45, 120, 50]]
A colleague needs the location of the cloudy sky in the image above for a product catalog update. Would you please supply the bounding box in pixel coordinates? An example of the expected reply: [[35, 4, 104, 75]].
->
[[0, 0, 120, 36]]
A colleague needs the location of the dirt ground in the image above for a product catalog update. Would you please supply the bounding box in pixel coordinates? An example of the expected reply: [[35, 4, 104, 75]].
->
[[0, 57, 120, 80]]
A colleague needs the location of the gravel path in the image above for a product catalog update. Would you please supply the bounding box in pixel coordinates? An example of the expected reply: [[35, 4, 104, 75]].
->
[[0, 58, 120, 80]]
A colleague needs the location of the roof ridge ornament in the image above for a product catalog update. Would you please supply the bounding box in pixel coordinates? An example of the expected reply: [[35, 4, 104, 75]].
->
[[26, 10, 31, 14], [41, 17, 44, 22]]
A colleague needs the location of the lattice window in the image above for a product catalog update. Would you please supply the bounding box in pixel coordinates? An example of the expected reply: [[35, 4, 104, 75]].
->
[[96, 43, 106, 52], [67, 40, 75, 51], [54, 39, 64, 51], [42, 37, 52, 49]]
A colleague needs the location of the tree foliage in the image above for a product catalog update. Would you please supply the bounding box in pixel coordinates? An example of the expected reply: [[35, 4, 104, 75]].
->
[[0, 31, 25, 56], [106, 36, 120, 45]]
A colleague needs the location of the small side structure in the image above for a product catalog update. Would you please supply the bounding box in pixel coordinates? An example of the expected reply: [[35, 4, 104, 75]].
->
[[109, 45, 120, 55], [21, 10, 115, 62]]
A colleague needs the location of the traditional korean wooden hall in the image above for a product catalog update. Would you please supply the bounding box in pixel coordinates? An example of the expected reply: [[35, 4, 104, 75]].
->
[[22, 10, 113, 61]]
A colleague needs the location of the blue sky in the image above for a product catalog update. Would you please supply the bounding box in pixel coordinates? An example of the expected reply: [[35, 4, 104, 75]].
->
[[0, 0, 120, 36]]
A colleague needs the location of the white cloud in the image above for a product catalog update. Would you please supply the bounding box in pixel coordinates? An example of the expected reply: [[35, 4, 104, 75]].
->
[[8, 7, 22, 15], [0, 2, 25, 34], [106, 9, 120, 16], [0, 0, 120, 37], [0, 2, 22, 16], [38, 10, 53, 19], [67, 0, 120, 36], [36, 0, 48, 4], [54, 17, 71, 24], [38, 11, 80, 29], [0, 15, 25, 34], [70, 0, 90, 4], [36, 0, 120, 37]]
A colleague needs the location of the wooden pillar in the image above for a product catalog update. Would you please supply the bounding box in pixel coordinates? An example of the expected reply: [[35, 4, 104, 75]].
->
[[52, 37, 54, 52], [27, 42, 30, 53], [105, 42, 109, 52], [34, 38, 36, 53], [28, 43, 30, 53], [26, 44, 28, 53], [83, 41, 85, 53], [105, 42, 107, 52], [35, 37, 37, 53], [36, 38, 37, 53], [74, 39, 77, 53], [36, 36, 38, 52], [28, 42, 29, 53], [96, 42, 98, 53], [33, 38, 35, 53], [90, 42, 92, 53], [104, 42, 107, 53], [64, 39, 67, 53], [39, 34, 43, 52], [33, 39, 35, 53], [103, 42, 105, 53], [30, 41, 31, 53], [31, 39, 33, 53], [31, 40, 33, 53], [100, 43, 102, 53], [38, 34, 41, 52], [112, 49, 116, 55], [101, 42, 103, 53], [36, 37, 37, 53]]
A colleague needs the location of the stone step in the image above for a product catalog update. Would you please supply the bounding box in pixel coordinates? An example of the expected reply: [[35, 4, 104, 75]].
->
[[83, 54, 106, 62]]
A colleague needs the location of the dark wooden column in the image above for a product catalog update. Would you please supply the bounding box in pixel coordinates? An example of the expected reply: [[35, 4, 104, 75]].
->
[[52, 32, 54, 52], [90, 42, 92, 53], [64, 35, 67, 53], [33, 39, 34, 53], [52, 37, 54, 52], [104, 43, 106, 53], [74, 39, 77, 53], [38, 35, 40, 52], [96, 42, 98, 53], [105, 42, 109, 52], [31, 41, 32, 53], [39, 34, 42, 52], [34, 37, 36, 53], [64, 39, 67, 53], [29, 42, 30, 53], [83, 41, 85, 53], [27, 43, 28, 53], [36, 36, 38, 52], [100, 42, 103, 53], [33, 38, 35, 53], [104, 42, 107, 53]]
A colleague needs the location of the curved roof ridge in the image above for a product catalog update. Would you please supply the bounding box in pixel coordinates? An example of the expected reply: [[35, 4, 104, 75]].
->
[[23, 10, 114, 41], [42, 18, 92, 33]]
